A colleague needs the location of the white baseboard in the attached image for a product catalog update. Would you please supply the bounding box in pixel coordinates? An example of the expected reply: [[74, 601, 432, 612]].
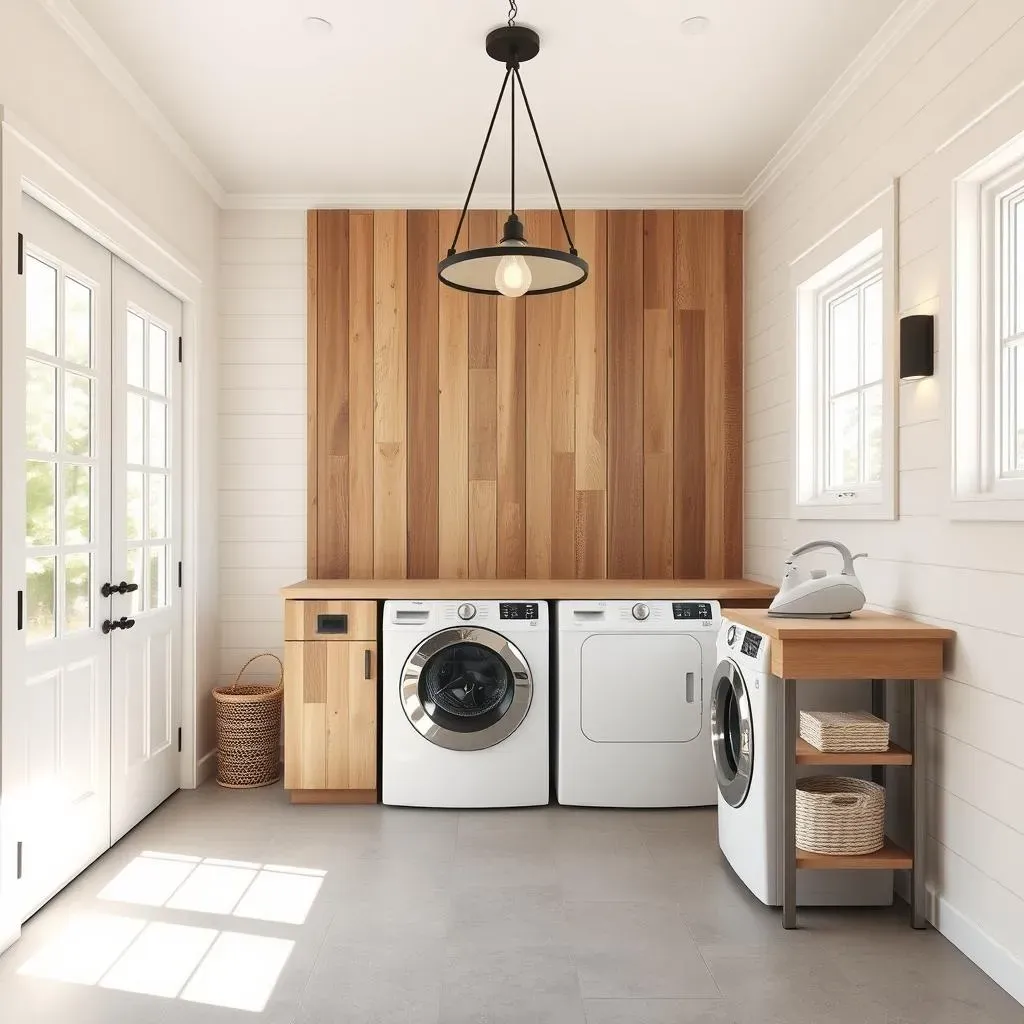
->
[[196, 749, 217, 786], [930, 887, 1024, 1008]]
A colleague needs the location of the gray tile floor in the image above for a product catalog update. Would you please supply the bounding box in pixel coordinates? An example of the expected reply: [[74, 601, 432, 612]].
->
[[0, 782, 1020, 1024]]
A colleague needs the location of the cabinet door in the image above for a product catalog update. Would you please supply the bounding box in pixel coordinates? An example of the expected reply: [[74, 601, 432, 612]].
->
[[284, 640, 377, 791], [326, 643, 377, 791]]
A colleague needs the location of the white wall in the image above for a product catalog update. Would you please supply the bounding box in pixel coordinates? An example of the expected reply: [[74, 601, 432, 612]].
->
[[744, 0, 1024, 1004], [0, 0, 220, 937], [218, 210, 306, 696]]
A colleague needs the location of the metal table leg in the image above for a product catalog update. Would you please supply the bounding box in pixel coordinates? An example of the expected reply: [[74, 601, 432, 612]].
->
[[911, 679, 927, 929], [783, 677, 797, 929], [871, 679, 886, 787]]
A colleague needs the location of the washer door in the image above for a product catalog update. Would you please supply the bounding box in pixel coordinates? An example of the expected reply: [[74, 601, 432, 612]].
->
[[400, 627, 533, 751], [710, 660, 754, 808]]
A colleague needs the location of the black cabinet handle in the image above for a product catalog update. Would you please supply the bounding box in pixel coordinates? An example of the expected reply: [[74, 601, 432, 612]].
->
[[102, 581, 140, 597], [364, 649, 372, 680]]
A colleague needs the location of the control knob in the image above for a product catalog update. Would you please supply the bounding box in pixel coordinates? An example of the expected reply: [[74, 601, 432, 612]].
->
[[457, 603, 477, 621], [632, 602, 651, 621]]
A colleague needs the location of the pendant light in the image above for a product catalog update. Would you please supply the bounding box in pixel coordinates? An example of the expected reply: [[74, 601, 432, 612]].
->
[[438, 1, 588, 297]]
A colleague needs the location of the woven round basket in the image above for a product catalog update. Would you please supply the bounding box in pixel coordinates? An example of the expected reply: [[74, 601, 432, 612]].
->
[[795, 776, 885, 856], [212, 654, 283, 790]]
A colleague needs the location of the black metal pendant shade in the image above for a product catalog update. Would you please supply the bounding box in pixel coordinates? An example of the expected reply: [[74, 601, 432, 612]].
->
[[438, 19, 588, 298]]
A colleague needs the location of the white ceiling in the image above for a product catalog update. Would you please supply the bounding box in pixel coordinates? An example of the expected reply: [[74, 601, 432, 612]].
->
[[68, 0, 902, 201]]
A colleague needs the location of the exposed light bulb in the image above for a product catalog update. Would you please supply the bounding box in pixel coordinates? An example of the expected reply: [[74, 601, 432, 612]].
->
[[495, 249, 532, 297]]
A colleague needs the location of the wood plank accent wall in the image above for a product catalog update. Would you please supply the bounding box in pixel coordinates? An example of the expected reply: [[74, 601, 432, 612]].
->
[[307, 208, 743, 580]]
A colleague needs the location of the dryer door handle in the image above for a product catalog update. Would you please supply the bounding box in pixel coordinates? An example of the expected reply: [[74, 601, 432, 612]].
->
[[685, 671, 695, 704]]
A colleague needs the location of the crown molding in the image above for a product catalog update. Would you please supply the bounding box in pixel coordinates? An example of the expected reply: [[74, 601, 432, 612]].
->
[[221, 191, 747, 211], [742, 0, 939, 209], [35, 0, 226, 205]]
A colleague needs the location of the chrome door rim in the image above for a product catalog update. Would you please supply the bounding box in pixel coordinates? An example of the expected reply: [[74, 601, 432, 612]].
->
[[400, 626, 533, 751], [711, 660, 754, 808]]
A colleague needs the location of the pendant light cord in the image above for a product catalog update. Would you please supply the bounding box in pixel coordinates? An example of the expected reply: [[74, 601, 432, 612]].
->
[[513, 65, 577, 254], [447, 65, 513, 256], [507, 0, 517, 27], [510, 71, 516, 217]]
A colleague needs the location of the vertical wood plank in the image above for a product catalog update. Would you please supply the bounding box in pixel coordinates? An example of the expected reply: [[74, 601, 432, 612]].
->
[[306, 212, 319, 577], [349, 645, 378, 789], [704, 212, 727, 578], [497, 297, 527, 577], [643, 210, 675, 578], [723, 210, 744, 577], [551, 211, 576, 579], [348, 212, 374, 577], [469, 480, 497, 577], [407, 210, 440, 578], [573, 210, 607, 577], [373, 210, 408, 579], [316, 211, 350, 578], [574, 490, 606, 579], [525, 210, 553, 578], [438, 209, 469, 578], [674, 212, 708, 577], [606, 211, 644, 579]]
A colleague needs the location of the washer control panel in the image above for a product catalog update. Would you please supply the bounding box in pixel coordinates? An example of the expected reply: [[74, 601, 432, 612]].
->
[[740, 631, 762, 658], [500, 602, 539, 620], [672, 602, 714, 620]]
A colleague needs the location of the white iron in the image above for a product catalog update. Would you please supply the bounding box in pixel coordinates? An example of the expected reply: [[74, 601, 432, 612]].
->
[[768, 540, 867, 619]]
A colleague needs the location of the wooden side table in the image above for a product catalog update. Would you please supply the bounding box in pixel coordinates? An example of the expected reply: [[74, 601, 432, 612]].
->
[[724, 609, 954, 930]]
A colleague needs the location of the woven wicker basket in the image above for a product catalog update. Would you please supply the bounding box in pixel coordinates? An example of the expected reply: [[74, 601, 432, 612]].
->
[[213, 654, 283, 789], [795, 776, 885, 856], [800, 709, 890, 753]]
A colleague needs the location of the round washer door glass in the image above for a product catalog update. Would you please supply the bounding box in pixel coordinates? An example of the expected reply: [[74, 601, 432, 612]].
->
[[401, 627, 533, 751], [710, 660, 754, 808]]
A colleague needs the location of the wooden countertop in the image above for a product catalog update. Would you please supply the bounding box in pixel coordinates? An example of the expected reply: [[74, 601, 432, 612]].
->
[[723, 609, 954, 680], [281, 578, 777, 604]]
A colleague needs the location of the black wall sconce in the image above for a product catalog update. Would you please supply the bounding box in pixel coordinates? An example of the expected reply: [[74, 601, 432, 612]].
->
[[900, 314, 934, 380]]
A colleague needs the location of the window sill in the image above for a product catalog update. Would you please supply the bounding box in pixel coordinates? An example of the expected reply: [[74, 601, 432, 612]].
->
[[795, 499, 896, 522]]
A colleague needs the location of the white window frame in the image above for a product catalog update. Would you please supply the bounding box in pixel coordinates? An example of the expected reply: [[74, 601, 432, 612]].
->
[[951, 132, 1024, 519], [791, 186, 898, 521]]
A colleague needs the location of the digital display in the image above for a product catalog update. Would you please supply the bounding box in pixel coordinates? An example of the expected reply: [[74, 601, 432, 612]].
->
[[672, 602, 713, 620], [741, 631, 762, 658], [500, 603, 539, 620]]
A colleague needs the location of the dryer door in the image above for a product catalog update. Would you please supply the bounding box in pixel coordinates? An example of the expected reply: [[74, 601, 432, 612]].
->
[[711, 660, 754, 808], [580, 634, 703, 743], [400, 627, 533, 751]]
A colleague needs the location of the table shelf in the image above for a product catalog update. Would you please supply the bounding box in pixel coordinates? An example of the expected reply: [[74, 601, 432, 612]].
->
[[796, 838, 913, 871], [795, 738, 912, 766]]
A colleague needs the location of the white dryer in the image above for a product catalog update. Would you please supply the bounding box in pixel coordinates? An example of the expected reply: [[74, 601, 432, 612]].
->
[[555, 600, 720, 808], [712, 619, 892, 906], [382, 600, 549, 808]]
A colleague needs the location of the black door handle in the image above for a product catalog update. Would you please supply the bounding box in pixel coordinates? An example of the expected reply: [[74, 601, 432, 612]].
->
[[364, 649, 372, 679], [102, 581, 140, 597], [102, 616, 137, 634]]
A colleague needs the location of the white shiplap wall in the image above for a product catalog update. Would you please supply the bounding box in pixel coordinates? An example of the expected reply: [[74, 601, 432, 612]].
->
[[219, 210, 306, 688], [744, 0, 1024, 1004]]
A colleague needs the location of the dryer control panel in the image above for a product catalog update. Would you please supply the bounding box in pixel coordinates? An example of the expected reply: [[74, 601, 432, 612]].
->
[[672, 602, 714, 621], [740, 630, 762, 658], [500, 602, 539, 620]]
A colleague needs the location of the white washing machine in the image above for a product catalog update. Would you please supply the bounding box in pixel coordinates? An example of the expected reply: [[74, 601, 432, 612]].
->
[[555, 600, 720, 808], [382, 600, 549, 808], [712, 619, 892, 906]]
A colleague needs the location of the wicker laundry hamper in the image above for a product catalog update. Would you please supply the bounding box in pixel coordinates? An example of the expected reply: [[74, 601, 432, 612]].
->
[[795, 776, 885, 856], [213, 653, 283, 789]]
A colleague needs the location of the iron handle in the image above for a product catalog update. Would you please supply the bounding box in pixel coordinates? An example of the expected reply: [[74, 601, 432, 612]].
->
[[364, 649, 372, 680], [102, 616, 137, 634], [102, 580, 140, 597]]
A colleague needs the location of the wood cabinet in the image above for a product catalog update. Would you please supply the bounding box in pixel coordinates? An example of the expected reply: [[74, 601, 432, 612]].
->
[[283, 599, 378, 804]]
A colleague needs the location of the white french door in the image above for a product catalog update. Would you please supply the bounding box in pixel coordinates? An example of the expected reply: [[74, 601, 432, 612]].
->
[[6, 198, 183, 918], [110, 260, 183, 842]]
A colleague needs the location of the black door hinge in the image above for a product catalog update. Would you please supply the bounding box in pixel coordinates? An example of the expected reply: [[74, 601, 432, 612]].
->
[[17, 233, 24, 275], [177, 727, 182, 753], [178, 561, 183, 588], [178, 336, 183, 363], [16, 590, 23, 631], [16, 841, 23, 880]]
